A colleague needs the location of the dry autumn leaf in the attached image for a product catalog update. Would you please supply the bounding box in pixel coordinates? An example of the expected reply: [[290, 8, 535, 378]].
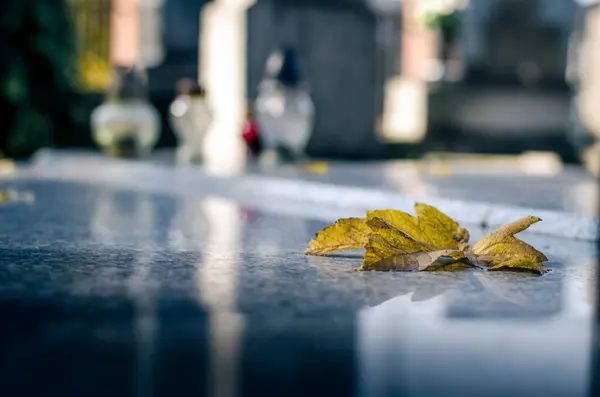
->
[[367, 203, 469, 250], [305, 203, 550, 275], [360, 247, 470, 272], [359, 217, 471, 271], [305, 218, 370, 255], [488, 258, 547, 274], [471, 216, 541, 253], [467, 216, 549, 275], [414, 203, 470, 248]]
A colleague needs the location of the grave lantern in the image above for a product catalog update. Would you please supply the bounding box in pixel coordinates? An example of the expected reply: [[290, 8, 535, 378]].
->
[[254, 46, 314, 163], [91, 66, 161, 158], [169, 78, 214, 164]]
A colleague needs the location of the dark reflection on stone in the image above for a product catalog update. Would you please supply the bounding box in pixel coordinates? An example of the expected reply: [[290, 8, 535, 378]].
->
[[241, 316, 356, 397], [0, 298, 137, 397], [446, 267, 563, 319], [151, 301, 210, 396], [308, 251, 564, 319]]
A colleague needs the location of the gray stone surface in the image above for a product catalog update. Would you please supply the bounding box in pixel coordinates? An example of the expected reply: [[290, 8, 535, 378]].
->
[[27, 150, 600, 241], [0, 151, 597, 396]]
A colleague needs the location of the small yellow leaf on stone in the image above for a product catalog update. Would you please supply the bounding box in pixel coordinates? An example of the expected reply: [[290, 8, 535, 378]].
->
[[305, 218, 370, 255], [0, 159, 16, 175], [300, 161, 329, 174]]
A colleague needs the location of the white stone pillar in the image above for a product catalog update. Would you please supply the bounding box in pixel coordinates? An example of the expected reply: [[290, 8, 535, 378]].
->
[[199, 0, 256, 175]]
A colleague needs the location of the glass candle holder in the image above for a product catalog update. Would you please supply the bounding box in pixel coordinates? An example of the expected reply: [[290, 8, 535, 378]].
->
[[91, 66, 160, 158], [169, 78, 213, 164], [255, 47, 314, 162]]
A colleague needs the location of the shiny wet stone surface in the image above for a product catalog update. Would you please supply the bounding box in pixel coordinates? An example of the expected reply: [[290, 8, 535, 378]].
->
[[0, 165, 598, 396]]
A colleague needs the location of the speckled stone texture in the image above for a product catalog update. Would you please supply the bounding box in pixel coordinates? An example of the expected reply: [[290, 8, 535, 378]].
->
[[28, 150, 600, 241], [0, 151, 597, 397]]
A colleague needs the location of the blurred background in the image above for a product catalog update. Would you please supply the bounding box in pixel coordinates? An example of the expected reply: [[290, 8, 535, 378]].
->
[[1, 0, 600, 170]]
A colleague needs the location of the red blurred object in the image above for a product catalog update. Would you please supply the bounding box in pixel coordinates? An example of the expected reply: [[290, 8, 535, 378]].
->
[[243, 117, 259, 142], [242, 113, 263, 156]]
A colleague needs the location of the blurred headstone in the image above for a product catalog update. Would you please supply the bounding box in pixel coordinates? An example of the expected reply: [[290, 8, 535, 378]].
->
[[246, 1, 380, 159]]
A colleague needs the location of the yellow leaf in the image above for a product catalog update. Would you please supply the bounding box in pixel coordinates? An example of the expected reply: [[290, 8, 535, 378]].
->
[[300, 161, 329, 174], [361, 235, 405, 269], [474, 237, 548, 265], [366, 217, 432, 253], [359, 217, 470, 271], [304, 203, 550, 277], [367, 206, 467, 250], [360, 217, 430, 269], [488, 258, 547, 275], [471, 216, 541, 254], [414, 203, 470, 246], [359, 248, 469, 272], [366, 209, 426, 242], [305, 218, 370, 255], [468, 216, 547, 271], [417, 218, 460, 249]]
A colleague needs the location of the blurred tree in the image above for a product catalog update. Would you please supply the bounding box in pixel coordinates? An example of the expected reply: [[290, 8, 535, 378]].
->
[[0, 0, 87, 158]]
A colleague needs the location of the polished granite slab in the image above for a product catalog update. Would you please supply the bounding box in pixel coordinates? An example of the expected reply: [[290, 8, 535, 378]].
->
[[0, 156, 598, 397], [148, 149, 598, 217], [20, 150, 600, 240]]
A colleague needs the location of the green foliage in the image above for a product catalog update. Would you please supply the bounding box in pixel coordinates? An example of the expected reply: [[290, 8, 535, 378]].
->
[[422, 10, 462, 40], [0, 0, 86, 158]]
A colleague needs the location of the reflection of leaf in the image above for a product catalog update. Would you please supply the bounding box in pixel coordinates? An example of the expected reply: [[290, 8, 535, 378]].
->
[[411, 273, 465, 302], [305, 254, 415, 306], [305, 218, 370, 255], [468, 216, 548, 274], [0, 189, 35, 204], [473, 273, 528, 306], [306, 254, 466, 305]]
